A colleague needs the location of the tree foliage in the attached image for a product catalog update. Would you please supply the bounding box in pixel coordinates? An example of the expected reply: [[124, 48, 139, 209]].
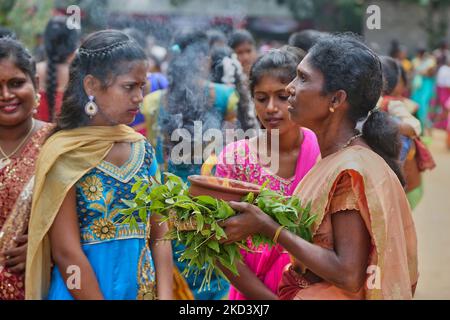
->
[[399, 0, 450, 48], [0, 0, 54, 48], [277, 0, 365, 33]]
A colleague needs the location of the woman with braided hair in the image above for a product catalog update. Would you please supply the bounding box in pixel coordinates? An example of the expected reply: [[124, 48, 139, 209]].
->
[[221, 34, 418, 300], [35, 16, 79, 123], [209, 45, 257, 132], [26, 30, 173, 300], [142, 30, 239, 300]]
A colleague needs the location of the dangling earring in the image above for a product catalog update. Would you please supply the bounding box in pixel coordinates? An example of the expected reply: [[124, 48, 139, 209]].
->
[[35, 93, 41, 106], [32, 93, 41, 115], [329, 107, 335, 113], [84, 95, 98, 118]]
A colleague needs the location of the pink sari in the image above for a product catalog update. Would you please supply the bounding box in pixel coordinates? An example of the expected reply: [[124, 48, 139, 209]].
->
[[214, 128, 320, 300], [436, 87, 450, 131]]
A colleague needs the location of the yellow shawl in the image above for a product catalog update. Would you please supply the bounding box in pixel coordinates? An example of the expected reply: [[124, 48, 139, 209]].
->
[[25, 125, 144, 300]]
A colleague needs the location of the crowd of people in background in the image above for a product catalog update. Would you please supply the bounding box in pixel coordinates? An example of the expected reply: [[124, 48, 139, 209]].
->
[[390, 39, 450, 147], [0, 13, 447, 300]]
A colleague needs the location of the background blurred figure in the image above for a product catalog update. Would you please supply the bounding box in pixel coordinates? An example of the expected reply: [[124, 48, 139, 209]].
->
[[209, 45, 257, 131], [433, 40, 450, 68], [36, 16, 79, 123], [142, 30, 240, 300], [379, 56, 424, 209], [436, 57, 450, 149], [122, 27, 169, 135], [0, 26, 16, 39], [389, 40, 413, 91], [143, 30, 238, 180], [207, 29, 227, 49], [288, 29, 325, 52], [411, 48, 437, 134], [228, 29, 258, 78], [32, 33, 46, 63]]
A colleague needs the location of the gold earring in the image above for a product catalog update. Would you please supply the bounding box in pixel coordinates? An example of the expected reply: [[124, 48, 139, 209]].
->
[[35, 93, 41, 106], [329, 107, 335, 113], [84, 95, 99, 118]]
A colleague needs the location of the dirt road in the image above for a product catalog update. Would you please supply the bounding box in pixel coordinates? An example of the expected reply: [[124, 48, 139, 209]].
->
[[413, 129, 450, 299]]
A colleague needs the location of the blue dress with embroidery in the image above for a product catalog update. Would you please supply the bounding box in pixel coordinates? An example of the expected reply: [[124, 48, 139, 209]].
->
[[47, 140, 158, 300]]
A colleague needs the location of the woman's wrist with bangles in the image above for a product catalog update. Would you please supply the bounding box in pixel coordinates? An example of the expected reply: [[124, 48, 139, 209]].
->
[[260, 217, 281, 240]]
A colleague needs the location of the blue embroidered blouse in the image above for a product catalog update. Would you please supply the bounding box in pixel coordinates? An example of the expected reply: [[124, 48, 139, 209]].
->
[[47, 140, 158, 300]]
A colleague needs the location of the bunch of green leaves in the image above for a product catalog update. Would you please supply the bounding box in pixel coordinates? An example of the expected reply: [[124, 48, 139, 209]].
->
[[122, 172, 316, 292], [123, 171, 245, 292], [242, 181, 317, 248]]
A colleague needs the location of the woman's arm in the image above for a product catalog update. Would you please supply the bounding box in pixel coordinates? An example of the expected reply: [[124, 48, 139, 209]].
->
[[49, 186, 104, 299], [149, 213, 173, 300], [398, 123, 417, 138], [218, 261, 278, 300], [2, 234, 28, 273], [223, 202, 371, 293], [388, 101, 421, 137]]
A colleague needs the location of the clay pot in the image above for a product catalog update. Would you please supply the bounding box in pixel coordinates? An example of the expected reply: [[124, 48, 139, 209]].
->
[[188, 175, 261, 201]]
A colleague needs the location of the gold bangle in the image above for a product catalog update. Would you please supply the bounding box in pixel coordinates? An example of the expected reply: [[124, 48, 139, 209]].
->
[[273, 226, 285, 244]]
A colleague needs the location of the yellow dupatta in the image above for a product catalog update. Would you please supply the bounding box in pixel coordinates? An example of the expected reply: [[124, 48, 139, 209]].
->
[[25, 125, 144, 300]]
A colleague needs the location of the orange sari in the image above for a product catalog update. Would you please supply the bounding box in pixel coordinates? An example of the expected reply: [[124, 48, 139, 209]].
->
[[278, 145, 418, 300]]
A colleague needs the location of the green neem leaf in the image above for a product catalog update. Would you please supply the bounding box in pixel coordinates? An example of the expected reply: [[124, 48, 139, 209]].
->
[[155, 168, 162, 184], [135, 183, 149, 199], [242, 192, 255, 204], [165, 198, 175, 205], [139, 207, 148, 222], [185, 232, 195, 246], [163, 172, 184, 185], [182, 247, 199, 259], [224, 244, 238, 265], [260, 179, 270, 191], [215, 201, 235, 219], [150, 200, 165, 211], [131, 179, 143, 193], [305, 214, 318, 228], [120, 207, 136, 216], [195, 211, 204, 231], [207, 240, 220, 253], [195, 195, 217, 207], [201, 229, 212, 237], [218, 255, 238, 276], [129, 216, 139, 231], [214, 224, 226, 239], [121, 199, 137, 209]]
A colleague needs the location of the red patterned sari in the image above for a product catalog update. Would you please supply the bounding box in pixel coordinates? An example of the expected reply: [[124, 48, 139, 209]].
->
[[0, 124, 53, 300]]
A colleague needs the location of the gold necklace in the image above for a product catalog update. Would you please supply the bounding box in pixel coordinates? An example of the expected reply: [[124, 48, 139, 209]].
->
[[0, 119, 35, 170], [341, 132, 363, 150]]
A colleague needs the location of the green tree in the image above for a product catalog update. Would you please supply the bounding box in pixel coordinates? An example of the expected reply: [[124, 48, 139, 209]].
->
[[399, 0, 450, 48], [0, 0, 54, 48], [277, 0, 365, 33]]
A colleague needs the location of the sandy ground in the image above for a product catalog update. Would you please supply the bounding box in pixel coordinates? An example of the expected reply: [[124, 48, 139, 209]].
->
[[413, 129, 450, 299]]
